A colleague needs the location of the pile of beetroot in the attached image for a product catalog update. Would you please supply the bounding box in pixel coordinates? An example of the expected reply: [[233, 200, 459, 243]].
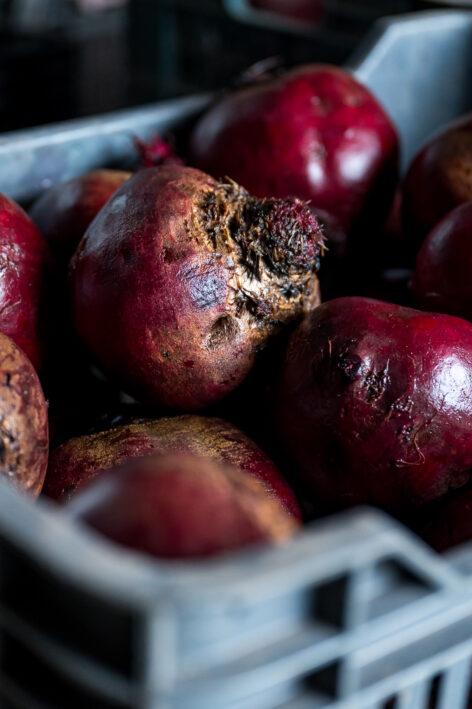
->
[[2, 64, 472, 561]]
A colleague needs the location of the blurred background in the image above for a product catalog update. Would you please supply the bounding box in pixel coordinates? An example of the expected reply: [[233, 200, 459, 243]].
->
[[0, 0, 467, 132]]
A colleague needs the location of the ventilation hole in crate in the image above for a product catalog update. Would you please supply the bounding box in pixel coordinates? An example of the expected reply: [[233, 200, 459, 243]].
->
[[303, 660, 341, 699], [363, 558, 436, 622], [0, 539, 135, 677], [0, 629, 130, 709], [314, 574, 348, 629]]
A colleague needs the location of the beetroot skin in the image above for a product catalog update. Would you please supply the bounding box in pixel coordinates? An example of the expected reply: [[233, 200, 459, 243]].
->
[[422, 487, 472, 552], [413, 202, 472, 320], [190, 65, 399, 237], [0, 331, 48, 495], [30, 169, 131, 263], [71, 165, 323, 410], [403, 113, 472, 248], [67, 454, 299, 560], [0, 194, 48, 369], [277, 297, 472, 513], [44, 415, 301, 517]]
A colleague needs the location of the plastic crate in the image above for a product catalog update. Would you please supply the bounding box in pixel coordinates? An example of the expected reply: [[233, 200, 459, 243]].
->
[[0, 10, 472, 709]]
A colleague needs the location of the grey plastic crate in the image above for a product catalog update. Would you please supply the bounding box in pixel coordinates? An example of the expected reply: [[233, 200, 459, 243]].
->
[[1, 10, 472, 709]]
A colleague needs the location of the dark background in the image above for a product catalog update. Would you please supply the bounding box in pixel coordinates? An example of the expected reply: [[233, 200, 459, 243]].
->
[[0, 0, 463, 132]]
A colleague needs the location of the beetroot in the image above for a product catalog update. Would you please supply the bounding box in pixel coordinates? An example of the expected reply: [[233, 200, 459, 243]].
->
[[0, 332, 48, 495], [30, 169, 131, 263], [67, 454, 299, 560], [190, 65, 399, 238], [71, 164, 323, 410], [277, 297, 472, 513], [44, 415, 301, 517], [250, 0, 323, 24], [422, 487, 472, 552], [413, 202, 472, 320], [403, 113, 472, 249], [0, 194, 48, 369]]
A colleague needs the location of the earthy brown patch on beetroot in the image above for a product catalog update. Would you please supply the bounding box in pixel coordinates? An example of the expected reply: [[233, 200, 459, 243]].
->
[[0, 332, 48, 495], [44, 415, 301, 518], [67, 454, 299, 559], [71, 165, 323, 410]]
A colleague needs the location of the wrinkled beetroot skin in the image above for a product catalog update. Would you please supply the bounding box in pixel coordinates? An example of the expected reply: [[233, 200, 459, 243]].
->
[[277, 297, 472, 513], [403, 113, 472, 249], [29, 169, 131, 263], [422, 487, 472, 552], [413, 202, 472, 320], [44, 415, 301, 518], [67, 454, 299, 560], [0, 194, 48, 369], [71, 165, 323, 411], [190, 65, 399, 237]]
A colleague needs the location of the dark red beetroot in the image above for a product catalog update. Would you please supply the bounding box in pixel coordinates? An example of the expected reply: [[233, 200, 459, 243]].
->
[[0, 331, 48, 495], [413, 202, 472, 319], [190, 65, 399, 238], [250, 0, 323, 24], [71, 165, 323, 410], [0, 194, 48, 369], [44, 415, 301, 517], [67, 454, 299, 559], [30, 169, 131, 263], [403, 113, 472, 249], [277, 297, 472, 513], [422, 487, 472, 552]]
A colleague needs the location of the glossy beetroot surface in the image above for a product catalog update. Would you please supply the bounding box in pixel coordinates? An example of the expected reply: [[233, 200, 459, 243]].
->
[[67, 454, 299, 560], [45, 415, 301, 517], [0, 332, 48, 495], [71, 165, 323, 410], [403, 113, 472, 249], [277, 297, 472, 513], [0, 194, 48, 369], [413, 202, 472, 320], [190, 65, 399, 237], [30, 169, 131, 263]]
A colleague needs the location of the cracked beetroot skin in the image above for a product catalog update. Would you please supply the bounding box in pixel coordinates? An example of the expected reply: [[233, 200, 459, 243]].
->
[[190, 65, 399, 238], [277, 297, 472, 513], [413, 202, 472, 320], [30, 169, 131, 263], [0, 194, 48, 369], [44, 415, 301, 517], [0, 331, 48, 496], [67, 454, 299, 560], [71, 165, 323, 410], [403, 113, 472, 250]]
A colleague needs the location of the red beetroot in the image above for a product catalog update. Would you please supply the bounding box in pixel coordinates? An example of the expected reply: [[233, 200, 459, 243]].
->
[[67, 454, 299, 560], [71, 165, 323, 410], [30, 169, 131, 263], [277, 297, 472, 513], [250, 0, 323, 24], [422, 487, 472, 552], [413, 202, 472, 320], [403, 113, 472, 249], [0, 194, 48, 369], [190, 65, 399, 237], [0, 332, 48, 495], [44, 415, 301, 517]]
